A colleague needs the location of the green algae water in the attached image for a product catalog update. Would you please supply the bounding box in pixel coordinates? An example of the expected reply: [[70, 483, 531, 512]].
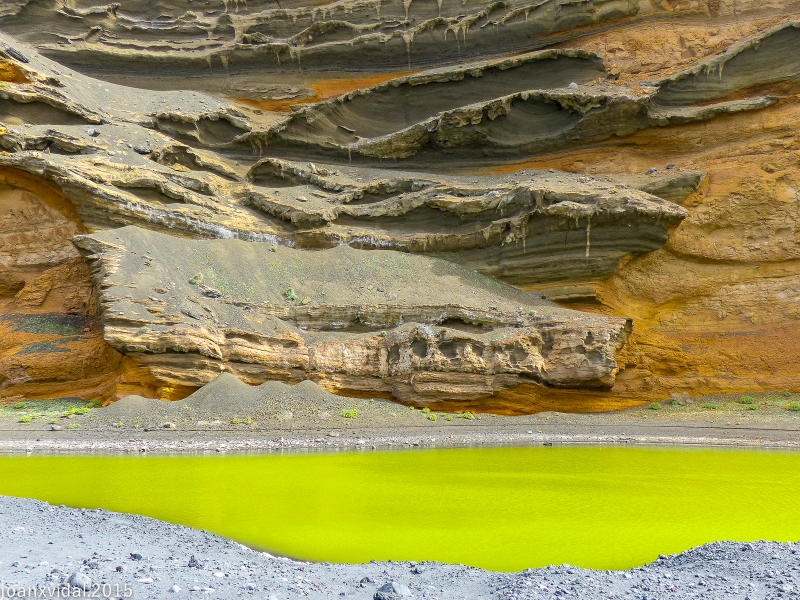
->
[[0, 446, 799, 571]]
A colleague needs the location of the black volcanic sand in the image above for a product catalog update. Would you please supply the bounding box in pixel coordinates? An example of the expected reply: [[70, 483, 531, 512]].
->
[[0, 496, 798, 600]]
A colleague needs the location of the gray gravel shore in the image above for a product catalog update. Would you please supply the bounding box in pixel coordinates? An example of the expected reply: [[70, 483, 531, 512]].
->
[[0, 496, 797, 600], [1, 421, 800, 455], [3, 386, 800, 454]]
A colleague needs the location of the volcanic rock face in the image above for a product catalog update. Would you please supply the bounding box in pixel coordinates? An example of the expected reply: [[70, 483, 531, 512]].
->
[[74, 226, 630, 402], [0, 0, 795, 101], [0, 3, 797, 408]]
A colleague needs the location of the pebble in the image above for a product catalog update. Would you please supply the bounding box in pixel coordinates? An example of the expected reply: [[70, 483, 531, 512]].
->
[[170, 584, 181, 592], [68, 572, 92, 590], [137, 577, 154, 584], [377, 581, 412, 596]]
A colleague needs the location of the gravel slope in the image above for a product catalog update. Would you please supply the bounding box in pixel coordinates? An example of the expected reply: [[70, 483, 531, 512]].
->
[[0, 497, 797, 599]]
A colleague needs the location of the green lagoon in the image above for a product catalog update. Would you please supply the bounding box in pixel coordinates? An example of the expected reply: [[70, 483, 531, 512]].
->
[[0, 446, 798, 571]]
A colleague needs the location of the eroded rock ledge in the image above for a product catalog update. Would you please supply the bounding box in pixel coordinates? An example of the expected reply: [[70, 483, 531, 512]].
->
[[245, 159, 689, 286], [0, 33, 690, 288], [0, 0, 794, 103], [75, 226, 630, 403]]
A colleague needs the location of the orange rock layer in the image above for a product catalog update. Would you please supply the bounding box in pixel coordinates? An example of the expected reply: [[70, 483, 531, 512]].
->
[[0, 167, 192, 404], [489, 67, 800, 406]]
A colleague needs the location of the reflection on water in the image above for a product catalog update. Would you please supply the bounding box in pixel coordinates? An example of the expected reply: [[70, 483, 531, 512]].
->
[[0, 446, 798, 571]]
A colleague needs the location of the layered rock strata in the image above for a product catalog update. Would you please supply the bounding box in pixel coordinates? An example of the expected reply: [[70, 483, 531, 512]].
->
[[0, 0, 796, 103], [0, 5, 798, 408], [74, 226, 630, 402], [0, 36, 690, 288], [245, 159, 689, 286], [492, 21, 800, 401]]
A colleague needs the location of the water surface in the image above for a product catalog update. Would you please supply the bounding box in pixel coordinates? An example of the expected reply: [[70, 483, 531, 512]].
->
[[0, 446, 798, 571]]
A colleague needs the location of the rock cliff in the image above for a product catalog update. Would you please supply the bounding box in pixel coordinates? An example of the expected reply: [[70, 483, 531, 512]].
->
[[74, 226, 630, 402], [0, 2, 798, 409]]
